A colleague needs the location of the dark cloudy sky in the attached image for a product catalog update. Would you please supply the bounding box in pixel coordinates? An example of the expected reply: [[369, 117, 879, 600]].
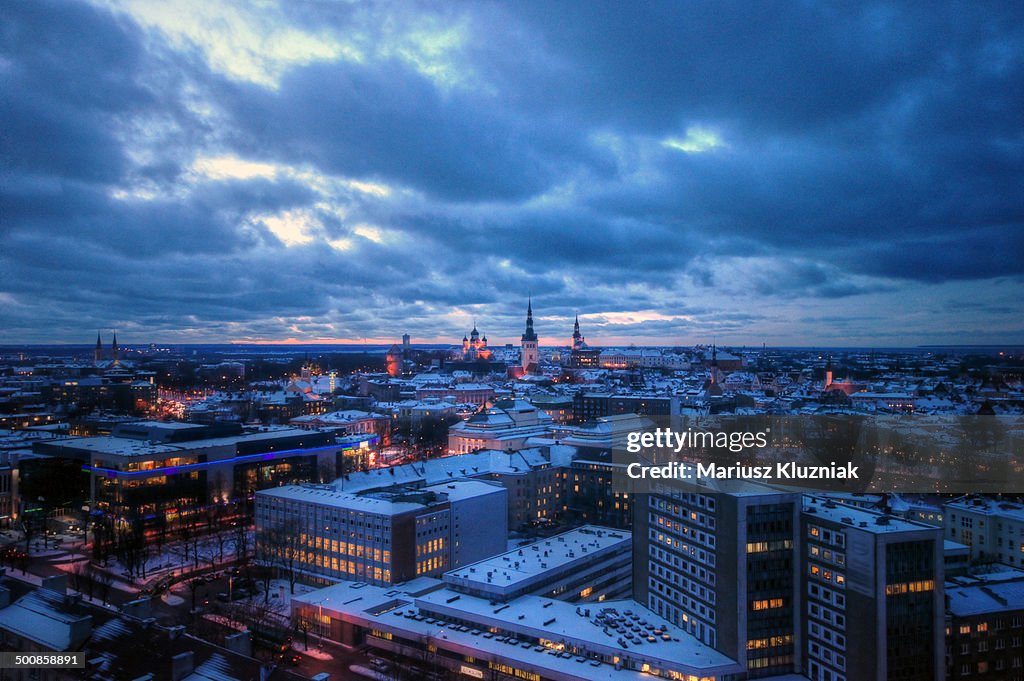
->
[[2, 1, 1022, 346]]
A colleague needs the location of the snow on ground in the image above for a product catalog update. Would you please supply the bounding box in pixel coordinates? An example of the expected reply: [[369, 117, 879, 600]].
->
[[161, 592, 185, 606], [259, 579, 318, 610], [291, 641, 333, 660], [202, 613, 247, 631], [350, 665, 389, 681]]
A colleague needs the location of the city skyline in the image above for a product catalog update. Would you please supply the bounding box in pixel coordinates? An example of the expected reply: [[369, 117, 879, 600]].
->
[[3, 1, 1023, 346]]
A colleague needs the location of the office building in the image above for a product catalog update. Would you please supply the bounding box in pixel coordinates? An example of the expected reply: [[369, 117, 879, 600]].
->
[[635, 487, 801, 677], [801, 496, 944, 681], [945, 496, 1024, 566], [255, 479, 507, 585], [443, 526, 632, 603]]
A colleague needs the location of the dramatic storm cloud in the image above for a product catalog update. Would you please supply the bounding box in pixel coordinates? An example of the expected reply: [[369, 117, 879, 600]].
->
[[2, 0, 1022, 345]]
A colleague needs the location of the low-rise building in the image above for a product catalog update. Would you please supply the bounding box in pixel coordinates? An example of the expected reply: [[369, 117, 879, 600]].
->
[[946, 571, 1024, 679], [291, 580, 743, 681], [448, 399, 554, 454], [945, 496, 1024, 566], [255, 479, 507, 585], [444, 526, 632, 603]]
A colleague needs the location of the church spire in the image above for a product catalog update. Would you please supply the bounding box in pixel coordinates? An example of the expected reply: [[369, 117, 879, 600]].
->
[[94, 332, 103, 363], [521, 297, 537, 342], [520, 298, 539, 374], [571, 313, 584, 349], [111, 332, 118, 361]]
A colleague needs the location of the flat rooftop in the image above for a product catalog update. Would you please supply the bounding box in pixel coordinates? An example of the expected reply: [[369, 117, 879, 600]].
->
[[293, 580, 740, 680], [258, 479, 505, 515], [804, 495, 938, 535], [947, 497, 1024, 522], [39, 426, 320, 458], [327, 448, 558, 494], [946, 578, 1024, 616], [444, 526, 630, 592]]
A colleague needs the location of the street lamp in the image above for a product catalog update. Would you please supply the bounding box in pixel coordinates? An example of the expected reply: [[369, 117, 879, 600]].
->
[[311, 596, 330, 648]]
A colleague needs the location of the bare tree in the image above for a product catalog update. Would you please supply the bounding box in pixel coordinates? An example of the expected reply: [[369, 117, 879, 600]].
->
[[232, 595, 292, 657], [296, 618, 312, 651], [95, 567, 113, 605], [256, 522, 303, 594], [186, 576, 204, 612], [69, 559, 87, 593], [117, 517, 148, 581], [317, 458, 335, 484], [233, 523, 252, 567]]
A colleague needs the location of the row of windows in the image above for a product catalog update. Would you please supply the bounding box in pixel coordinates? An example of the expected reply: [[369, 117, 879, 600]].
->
[[808, 659, 844, 681], [748, 635, 793, 650], [885, 580, 934, 596], [808, 583, 846, 609], [747, 539, 793, 553], [416, 554, 448, 575], [650, 545, 716, 586], [809, 563, 846, 588], [748, 654, 794, 669], [649, 576, 715, 623], [287, 552, 390, 582], [651, 493, 717, 514], [651, 561, 716, 605], [652, 529, 716, 567], [809, 640, 846, 671], [808, 544, 845, 566], [955, 634, 1023, 649], [958, 659, 1023, 676], [808, 602, 845, 629], [652, 513, 717, 551], [808, 525, 846, 548], [301, 536, 391, 563], [809, 621, 846, 651], [956, 617, 1024, 635]]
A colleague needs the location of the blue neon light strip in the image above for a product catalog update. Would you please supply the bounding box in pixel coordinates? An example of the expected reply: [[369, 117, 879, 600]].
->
[[80, 436, 378, 479]]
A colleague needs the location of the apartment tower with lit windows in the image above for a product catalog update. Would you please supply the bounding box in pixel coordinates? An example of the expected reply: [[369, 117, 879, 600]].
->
[[633, 487, 802, 677], [801, 495, 944, 681]]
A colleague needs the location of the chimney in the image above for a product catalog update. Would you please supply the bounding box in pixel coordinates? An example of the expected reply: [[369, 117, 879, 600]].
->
[[171, 652, 194, 681]]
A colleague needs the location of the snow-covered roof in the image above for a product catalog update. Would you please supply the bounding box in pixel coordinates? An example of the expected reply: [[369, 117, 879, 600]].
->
[[443, 526, 630, 596], [294, 580, 741, 679], [0, 589, 91, 651]]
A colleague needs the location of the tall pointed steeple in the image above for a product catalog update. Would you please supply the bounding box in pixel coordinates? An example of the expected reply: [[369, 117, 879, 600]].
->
[[94, 332, 103, 363], [521, 297, 538, 342], [571, 313, 584, 349], [520, 298, 539, 373], [111, 332, 119, 361]]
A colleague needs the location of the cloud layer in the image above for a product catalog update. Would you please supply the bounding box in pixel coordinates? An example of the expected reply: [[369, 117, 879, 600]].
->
[[2, 0, 1022, 345]]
